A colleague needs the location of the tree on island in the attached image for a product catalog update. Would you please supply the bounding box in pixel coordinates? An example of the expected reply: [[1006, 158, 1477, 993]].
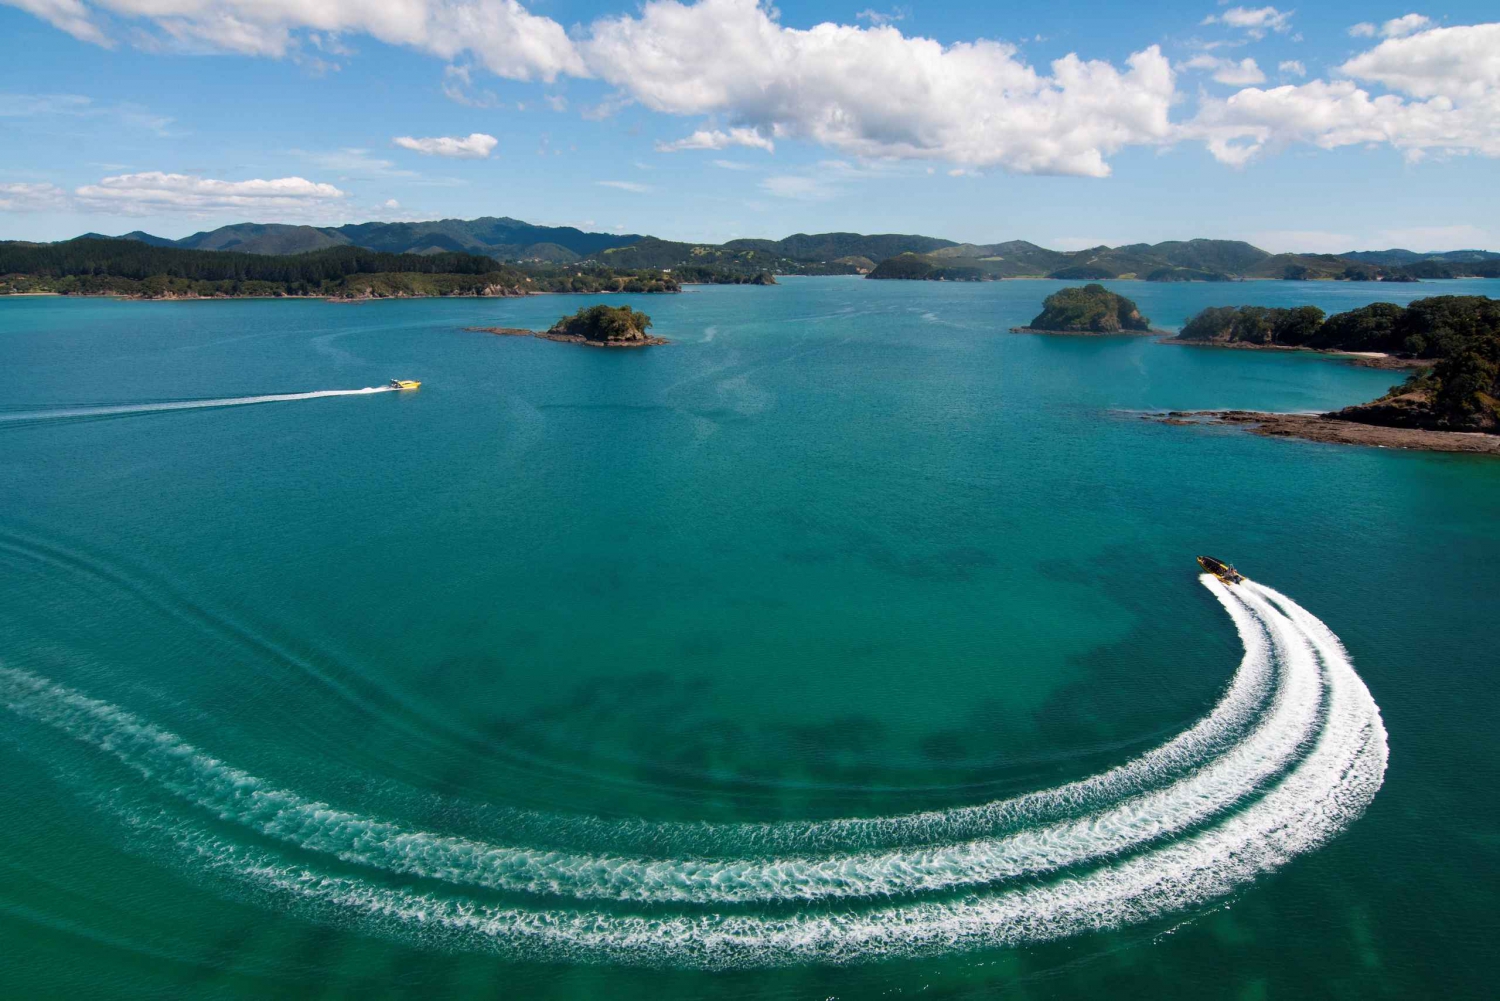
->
[[1026, 284, 1151, 332], [1177, 305, 1326, 346], [548, 304, 656, 343]]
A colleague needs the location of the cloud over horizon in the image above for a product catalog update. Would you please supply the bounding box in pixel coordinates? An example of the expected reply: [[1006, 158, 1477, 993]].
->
[[3, 1, 1500, 182], [50, 172, 348, 216]]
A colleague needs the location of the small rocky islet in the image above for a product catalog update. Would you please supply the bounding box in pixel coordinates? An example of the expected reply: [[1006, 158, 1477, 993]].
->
[[1010, 284, 1156, 335], [470, 304, 669, 348]]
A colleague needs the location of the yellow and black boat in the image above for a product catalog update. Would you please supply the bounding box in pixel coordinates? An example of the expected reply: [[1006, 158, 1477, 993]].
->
[[389, 379, 421, 390], [1197, 556, 1244, 585]]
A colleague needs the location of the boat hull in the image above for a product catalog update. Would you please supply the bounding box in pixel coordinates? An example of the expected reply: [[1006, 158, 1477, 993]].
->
[[1196, 555, 1244, 584]]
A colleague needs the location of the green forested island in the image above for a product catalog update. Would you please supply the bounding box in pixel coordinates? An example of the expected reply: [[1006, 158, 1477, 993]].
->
[[547, 304, 665, 345], [1016, 284, 1153, 334], [470, 304, 667, 348], [1175, 297, 1500, 433]]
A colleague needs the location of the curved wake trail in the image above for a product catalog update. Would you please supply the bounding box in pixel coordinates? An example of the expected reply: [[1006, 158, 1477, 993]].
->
[[0, 387, 395, 424], [0, 575, 1386, 967]]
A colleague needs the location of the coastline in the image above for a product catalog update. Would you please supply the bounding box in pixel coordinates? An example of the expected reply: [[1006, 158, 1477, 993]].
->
[[468, 325, 669, 348], [2, 288, 686, 303], [1010, 326, 1167, 336], [1149, 409, 1500, 455], [1161, 338, 1431, 370]]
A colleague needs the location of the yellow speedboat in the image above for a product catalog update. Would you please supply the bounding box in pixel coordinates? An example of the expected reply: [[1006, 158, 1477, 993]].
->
[[389, 379, 421, 390], [1197, 555, 1244, 585]]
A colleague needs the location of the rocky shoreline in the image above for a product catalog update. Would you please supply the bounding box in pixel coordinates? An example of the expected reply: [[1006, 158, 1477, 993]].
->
[[468, 326, 670, 348], [1149, 410, 1500, 455]]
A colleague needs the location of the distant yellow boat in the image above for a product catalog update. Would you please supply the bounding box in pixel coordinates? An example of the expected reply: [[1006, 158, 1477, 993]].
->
[[389, 379, 421, 390]]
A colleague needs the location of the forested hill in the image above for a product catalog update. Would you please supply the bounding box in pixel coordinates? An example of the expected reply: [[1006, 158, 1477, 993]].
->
[[3, 238, 512, 280], [52, 215, 1500, 281], [0, 238, 683, 297], [100, 217, 647, 260]]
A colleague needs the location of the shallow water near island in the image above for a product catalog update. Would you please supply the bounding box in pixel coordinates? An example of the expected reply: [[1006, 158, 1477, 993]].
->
[[1, 279, 1497, 998]]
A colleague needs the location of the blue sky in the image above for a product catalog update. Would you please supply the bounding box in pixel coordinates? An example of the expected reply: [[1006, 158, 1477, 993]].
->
[[2, 1, 1497, 251]]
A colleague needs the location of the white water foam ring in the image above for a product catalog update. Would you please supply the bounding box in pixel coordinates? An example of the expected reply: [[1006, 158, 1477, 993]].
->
[[0, 579, 1386, 967], [171, 579, 1384, 968], [0, 579, 1294, 904]]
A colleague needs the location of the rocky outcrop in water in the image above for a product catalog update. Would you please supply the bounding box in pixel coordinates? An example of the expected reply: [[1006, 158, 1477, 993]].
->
[[1014, 284, 1152, 334]]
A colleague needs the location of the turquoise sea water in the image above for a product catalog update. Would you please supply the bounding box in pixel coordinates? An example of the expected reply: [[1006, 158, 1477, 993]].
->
[[1, 279, 1496, 998]]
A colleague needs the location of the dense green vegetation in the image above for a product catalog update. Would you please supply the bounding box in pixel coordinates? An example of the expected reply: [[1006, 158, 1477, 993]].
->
[[1178, 296, 1500, 431], [671, 266, 777, 285], [856, 238, 1500, 283], [0, 238, 682, 297], [1, 237, 500, 282], [1145, 267, 1232, 282], [70, 217, 1500, 283], [866, 254, 983, 281], [126, 217, 645, 258], [1177, 305, 1327, 346], [1025, 284, 1151, 332], [548, 304, 657, 343], [596, 237, 869, 276], [1342, 248, 1500, 267], [871, 238, 1270, 281], [1398, 260, 1500, 280]]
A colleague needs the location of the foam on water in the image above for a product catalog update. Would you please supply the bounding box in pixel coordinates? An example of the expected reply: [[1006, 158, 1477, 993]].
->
[[0, 386, 395, 423], [0, 576, 1386, 967]]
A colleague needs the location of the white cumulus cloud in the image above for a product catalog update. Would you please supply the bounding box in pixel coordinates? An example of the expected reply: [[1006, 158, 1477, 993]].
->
[[1184, 55, 1267, 86], [2, 0, 584, 81], [1190, 21, 1500, 167], [10, 0, 1500, 181], [72, 171, 346, 215], [1379, 14, 1433, 39], [392, 133, 498, 158], [1349, 14, 1433, 40], [5, 0, 110, 44], [586, 0, 1175, 177], [1201, 6, 1293, 39], [0, 181, 70, 211], [655, 127, 774, 152], [1340, 22, 1499, 99]]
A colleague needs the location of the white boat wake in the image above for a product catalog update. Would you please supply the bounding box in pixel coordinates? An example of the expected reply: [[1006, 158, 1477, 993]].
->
[[0, 576, 1386, 968], [0, 386, 395, 423]]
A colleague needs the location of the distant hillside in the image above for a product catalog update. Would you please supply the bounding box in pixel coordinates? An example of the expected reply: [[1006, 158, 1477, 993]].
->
[[177, 223, 351, 255], [869, 239, 1267, 281], [1341, 249, 1500, 266], [332, 217, 640, 259], [71, 218, 1500, 283], [0, 237, 686, 298], [108, 216, 643, 261], [722, 232, 955, 261], [80, 230, 180, 248], [592, 231, 951, 275], [927, 240, 1070, 276]]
